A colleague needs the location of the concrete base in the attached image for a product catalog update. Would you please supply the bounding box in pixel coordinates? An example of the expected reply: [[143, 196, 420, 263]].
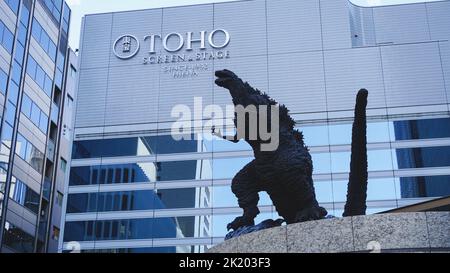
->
[[208, 212, 450, 253]]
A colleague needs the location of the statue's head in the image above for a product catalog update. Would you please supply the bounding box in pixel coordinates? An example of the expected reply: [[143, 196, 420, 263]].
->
[[215, 69, 247, 100]]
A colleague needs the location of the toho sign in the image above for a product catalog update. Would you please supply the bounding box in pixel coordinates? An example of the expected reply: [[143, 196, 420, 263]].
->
[[113, 29, 231, 65]]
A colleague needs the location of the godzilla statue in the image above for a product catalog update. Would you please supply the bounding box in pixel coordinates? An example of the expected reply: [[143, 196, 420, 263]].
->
[[213, 69, 369, 232]]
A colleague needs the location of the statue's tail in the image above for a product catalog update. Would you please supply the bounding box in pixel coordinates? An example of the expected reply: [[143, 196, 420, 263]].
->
[[343, 89, 369, 217]]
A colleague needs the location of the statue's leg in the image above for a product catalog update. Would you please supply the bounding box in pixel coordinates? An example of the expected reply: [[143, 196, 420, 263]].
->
[[227, 160, 260, 231], [281, 170, 327, 224]]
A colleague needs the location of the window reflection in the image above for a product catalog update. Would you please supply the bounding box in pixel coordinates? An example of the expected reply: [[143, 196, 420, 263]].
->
[[212, 212, 274, 238], [299, 125, 329, 147], [331, 150, 393, 173], [394, 146, 450, 170], [399, 175, 450, 199], [393, 118, 450, 141], [212, 186, 272, 208], [212, 158, 253, 180], [314, 181, 333, 203], [64, 216, 202, 242], [311, 153, 331, 174]]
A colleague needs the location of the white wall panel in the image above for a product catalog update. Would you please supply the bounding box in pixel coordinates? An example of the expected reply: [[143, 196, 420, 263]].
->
[[320, 0, 352, 50], [75, 68, 108, 127], [214, 0, 267, 57], [269, 51, 326, 114], [80, 14, 113, 70], [324, 47, 386, 111], [381, 43, 446, 107], [373, 4, 430, 44], [267, 0, 322, 54]]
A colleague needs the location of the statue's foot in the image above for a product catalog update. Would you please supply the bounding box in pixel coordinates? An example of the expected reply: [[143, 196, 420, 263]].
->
[[227, 216, 255, 231], [294, 206, 328, 223]]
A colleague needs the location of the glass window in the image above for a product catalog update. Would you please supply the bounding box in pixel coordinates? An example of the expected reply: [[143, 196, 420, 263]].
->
[[399, 175, 450, 198], [3, 222, 35, 253], [21, 94, 32, 117], [39, 32, 50, 52], [329, 123, 352, 145], [14, 43, 25, 65], [54, 69, 63, 88], [11, 61, 22, 85], [9, 179, 40, 214], [69, 163, 158, 186], [395, 146, 450, 169], [39, 112, 48, 133], [0, 69, 8, 94], [300, 124, 329, 147], [20, 6, 30, 25], [1, 26, 14, 54], [314, 181, 334, 203], [15, 134, 27, 159], [331, 150, 393, 173], [17, 24, 27, 46], [7, 80, 19, 105], [213, 158, 253, 180], [393, 118, 450, 141], [1, 123, 13, 147], [29, 146, 44, 173], [5, 0, 20, 14], [32, 19, 41, 40], [27, 56, 37, 77], [35, 66, 45, 89], [31, 103, 41, 126], [44, 75, 53, 97], [48, 42, 57, 61], [5, 101, 16, 125]]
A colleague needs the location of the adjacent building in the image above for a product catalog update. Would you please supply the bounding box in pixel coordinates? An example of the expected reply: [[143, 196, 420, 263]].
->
[[61, 0, 450, 253], [0, 0, 75, 253]]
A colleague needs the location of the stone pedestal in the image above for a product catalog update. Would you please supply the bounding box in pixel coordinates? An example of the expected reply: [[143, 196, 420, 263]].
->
[[208, 212, 450, 253]]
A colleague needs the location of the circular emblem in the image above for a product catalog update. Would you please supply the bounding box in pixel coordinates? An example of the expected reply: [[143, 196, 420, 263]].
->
[[113, 34, 140, 59]]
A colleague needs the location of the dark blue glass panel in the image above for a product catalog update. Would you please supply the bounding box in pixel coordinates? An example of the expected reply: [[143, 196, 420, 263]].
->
[[394, 118, 450, 140], [396, 146, 450, 169], [67, 190, 158, 213], [72, 138, 156, 159], [400, 175, 450, 198]]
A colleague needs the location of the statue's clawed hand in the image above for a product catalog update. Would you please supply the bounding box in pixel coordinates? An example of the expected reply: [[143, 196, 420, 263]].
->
[[227, 216, 255, 231]]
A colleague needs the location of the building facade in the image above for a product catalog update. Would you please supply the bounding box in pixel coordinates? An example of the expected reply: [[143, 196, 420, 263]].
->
[[0, 0, 75, 253], [61, 0, 450, 253]]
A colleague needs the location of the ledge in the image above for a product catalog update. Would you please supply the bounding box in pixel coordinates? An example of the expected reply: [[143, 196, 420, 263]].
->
[[208, 212, 450, 253]]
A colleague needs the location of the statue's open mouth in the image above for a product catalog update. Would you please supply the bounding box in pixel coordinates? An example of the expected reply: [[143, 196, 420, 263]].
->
[[215, 69, 235, 88]]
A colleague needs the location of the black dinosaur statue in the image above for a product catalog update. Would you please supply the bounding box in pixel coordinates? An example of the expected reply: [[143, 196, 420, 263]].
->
[[213, 69, 369, 232]]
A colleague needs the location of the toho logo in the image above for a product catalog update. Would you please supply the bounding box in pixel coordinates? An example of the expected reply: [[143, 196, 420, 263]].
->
[[113, 34, 140, 59], [113, 29, 230, 60]]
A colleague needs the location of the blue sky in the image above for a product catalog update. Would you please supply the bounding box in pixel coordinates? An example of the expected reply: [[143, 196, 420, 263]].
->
[[65, 0, 445, 49]]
